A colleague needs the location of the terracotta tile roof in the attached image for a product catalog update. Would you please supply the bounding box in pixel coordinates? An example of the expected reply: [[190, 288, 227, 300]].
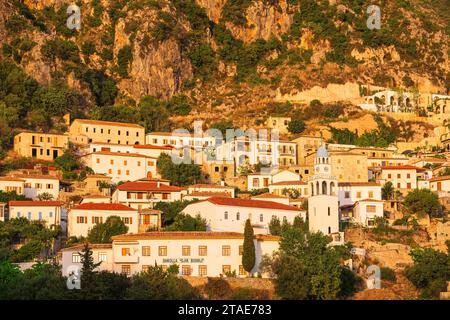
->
[[381, 165, 426, 171], [203, 197, 302, 211], [270, 180, 307, 186], [72, 203, 136, 211], [147, 131, 193, 137], [338, 182, 381, 187], [61, 243, 112, 252], [252, 193, 288, 199], [112, 231, 280, 241], [117, 181, 186, 192], [73, 119, 144, 129], [429, 175, 450, 182], [84, 151, 156, 159], [9, 201, 64, 207], [82, 195, 111, 199], [133, 144, 173, 150]]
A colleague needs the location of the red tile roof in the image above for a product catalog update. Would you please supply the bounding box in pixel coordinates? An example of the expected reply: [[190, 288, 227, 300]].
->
[[203, 197, 301, 211], [74, 119, 144, 129], [381, 165, 426, 171], [72, 203, 136, 211], [0, 177, 25, 182], [112, 231, 280, 241], [9, 201, 64, 207], [186, 191, 231, 198], [61, 243, 113, 252], [189, 184, 234, 189], [429, 175, 450, 182], [117, 181, 186, 192]]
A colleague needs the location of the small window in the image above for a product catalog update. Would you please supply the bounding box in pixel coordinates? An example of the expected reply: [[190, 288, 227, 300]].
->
[[159, 246, 167, 256], [198, 265, 207, 276], [239, 245, 244, 256], [224, 212, 228, 220], [222, 245, 231, 256], [72, 253, 81, 263], [182, 265, 191, 276], [259, 214, 263, 222], [142, 246, 151, 256], [198, 246, 207, 256], [99, 252, 107, 262], [222, 265, 231, 274], [182, 246, 191, 256], [121, 248, 130, 256], [121, 265, 131, 275], [236, 212, 240, 220]]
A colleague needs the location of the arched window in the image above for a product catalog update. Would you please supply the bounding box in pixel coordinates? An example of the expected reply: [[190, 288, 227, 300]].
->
[[330, 182, 335, 196], [316, 181, 320, 195], [310, 183, 315, 196], [322, 181, 327, 195]]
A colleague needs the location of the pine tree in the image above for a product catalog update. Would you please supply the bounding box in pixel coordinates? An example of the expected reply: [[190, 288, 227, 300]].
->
[[242, 219, 255, 275], [78, 243, 102, 299]]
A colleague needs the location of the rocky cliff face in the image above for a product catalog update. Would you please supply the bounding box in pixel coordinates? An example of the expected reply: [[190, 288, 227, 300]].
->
[[0, 0, 448, 128]]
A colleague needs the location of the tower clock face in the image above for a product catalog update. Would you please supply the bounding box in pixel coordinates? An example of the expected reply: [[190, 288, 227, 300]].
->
[[324, 167, 329, 172], [315, 166, 320, 172]]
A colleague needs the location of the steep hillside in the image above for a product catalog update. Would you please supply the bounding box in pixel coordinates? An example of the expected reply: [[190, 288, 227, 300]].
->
[[0, 0, 448, 135]]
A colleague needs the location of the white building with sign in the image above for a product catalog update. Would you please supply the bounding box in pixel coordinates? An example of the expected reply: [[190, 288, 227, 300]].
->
[[60, 232, 280, 278]]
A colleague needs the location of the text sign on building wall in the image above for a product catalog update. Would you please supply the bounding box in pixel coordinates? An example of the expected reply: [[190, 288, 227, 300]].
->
[[163, 258, 205, 264]]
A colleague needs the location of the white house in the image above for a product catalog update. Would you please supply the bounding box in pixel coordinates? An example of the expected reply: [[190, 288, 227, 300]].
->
[[61, 232, 280, 278], [112, 181, 187, 210], [9, 174, 60, 200], [353, 199, 384, 227], [268, 181, 309, 198], [337, 182, 384, 227], [379, 165, 427, 190], [0, 177, 25, 195], [61, 244, 114, 277], [81, 151, 157, 183], [247, 169, 301, 191], [68, 203, 139, 238], [182, 197, 304, 235], [430, 175, 450, 197], [86, 142, 173, 159], [8, 201, 65, 228]]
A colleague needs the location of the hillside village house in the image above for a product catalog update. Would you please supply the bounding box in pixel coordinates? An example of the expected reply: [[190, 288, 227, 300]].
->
[[61, 244, 114, 276], [8, 201, 65, 228], [81, 151, 157, 183], [69, 119, 145, 145], [330, 152, 369, 182], [430, 175, 450, 195], [268, 180, 309, 198], [85, 142, 173, 159], [0, 177, 25, 195], [77, 174, 112, 195], [182, 197, 305, 235], [367, 157, 410, 168], [337, 182, 383, 227], [14, 132, 69, 161], [68, 203, 139, 238], [112, 181, 187, 210], [292, 135, 322, 165], [61, 232, 280, 278], [379, 165, 428, 191], [8, 174, 60, 200], [266, 116, 291, 134], [146, 132, 216, 149], [247, 169, 301, 191]]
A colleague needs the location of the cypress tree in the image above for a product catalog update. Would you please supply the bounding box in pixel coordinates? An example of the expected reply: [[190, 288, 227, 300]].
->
[[78, 243, 102, 299], [242, 219, 255, 275]]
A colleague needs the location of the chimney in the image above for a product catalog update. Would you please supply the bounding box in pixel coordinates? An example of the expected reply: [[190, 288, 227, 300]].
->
[[220, 180, 225, 187], [157, 181, 161, 188], [63, 114, 71, 127]]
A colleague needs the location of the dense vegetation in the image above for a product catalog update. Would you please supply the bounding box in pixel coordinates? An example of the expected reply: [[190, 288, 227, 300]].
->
[[261, 220, 359, 300], [0, 218, 61, 262], [0, 244, 199, 300]]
